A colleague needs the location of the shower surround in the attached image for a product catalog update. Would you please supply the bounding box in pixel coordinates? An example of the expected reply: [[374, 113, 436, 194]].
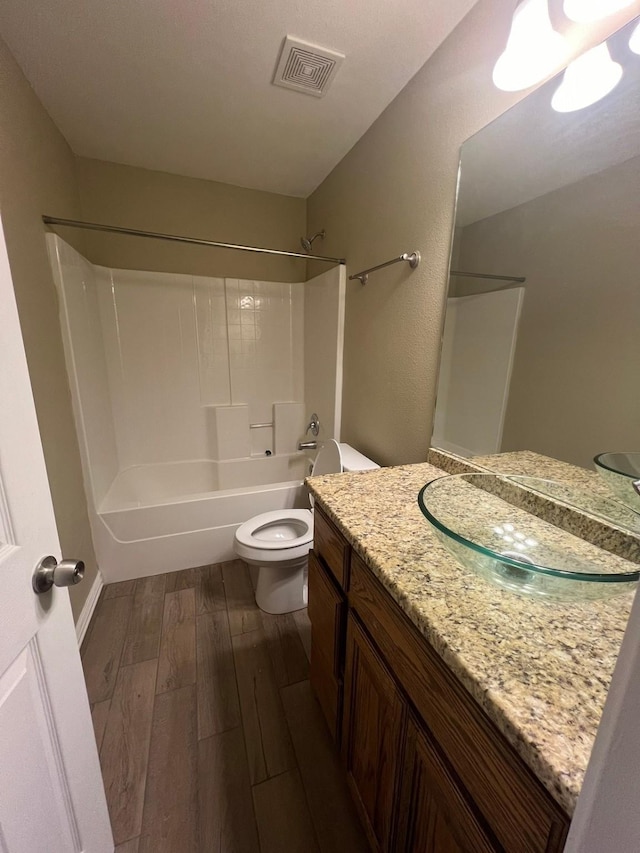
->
[[47, 234, 344, 581]]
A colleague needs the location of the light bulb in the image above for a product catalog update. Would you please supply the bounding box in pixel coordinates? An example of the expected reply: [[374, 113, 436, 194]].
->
[[551, 42, 622, 112], [563, 0, 634, 23], [629, 19, 640, 54], [493, 0, 568, 92]]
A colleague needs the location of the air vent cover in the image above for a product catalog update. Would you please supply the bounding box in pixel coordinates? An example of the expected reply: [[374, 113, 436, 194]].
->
[[273, 36, 344, 98]]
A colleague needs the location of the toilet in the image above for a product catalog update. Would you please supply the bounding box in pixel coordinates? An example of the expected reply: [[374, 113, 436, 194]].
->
[[234, 440, 379, 614]]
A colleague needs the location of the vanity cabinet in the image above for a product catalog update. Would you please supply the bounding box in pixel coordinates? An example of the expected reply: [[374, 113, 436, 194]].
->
[[308, 506, 351, 743], [395, 714, 497, 853], [342, 614, 406, 850], [308, 506, 570, 853], [343, 609, 497, 853], [308, 549, 344, 741]]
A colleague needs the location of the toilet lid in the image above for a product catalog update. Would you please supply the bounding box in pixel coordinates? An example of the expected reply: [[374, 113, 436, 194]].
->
[[311, 439, 343, 476], [235, 509, 313, 550], [308, 439, 343, 508]]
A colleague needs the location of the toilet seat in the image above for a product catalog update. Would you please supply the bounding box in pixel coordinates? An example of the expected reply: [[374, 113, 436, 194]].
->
[[235, 440, 343, 562], [235, 509, 313, 550]]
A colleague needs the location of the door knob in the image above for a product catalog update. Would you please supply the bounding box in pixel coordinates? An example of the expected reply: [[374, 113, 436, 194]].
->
[[32, 555, 85, 594]]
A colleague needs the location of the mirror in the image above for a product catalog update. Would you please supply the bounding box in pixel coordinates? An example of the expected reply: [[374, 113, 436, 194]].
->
[[432, 17, 640, 530]]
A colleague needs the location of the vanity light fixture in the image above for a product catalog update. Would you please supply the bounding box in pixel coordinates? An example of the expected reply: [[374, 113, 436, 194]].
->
[[493, 0, 567, 92], [629, 19, 640, 54], [563, 0, 635, 23], [551, 42, 623, 112]]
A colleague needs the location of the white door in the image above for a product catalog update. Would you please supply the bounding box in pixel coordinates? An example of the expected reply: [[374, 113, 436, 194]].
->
[[0, 215, 113, 852]]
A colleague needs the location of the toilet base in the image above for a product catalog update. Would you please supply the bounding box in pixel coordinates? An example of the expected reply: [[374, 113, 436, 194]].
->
[[253, 555, 308, 615]]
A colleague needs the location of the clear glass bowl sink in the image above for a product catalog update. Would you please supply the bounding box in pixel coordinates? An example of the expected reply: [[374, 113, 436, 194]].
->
[[594, 452, 640, 515], [417, 473, 640, 601]]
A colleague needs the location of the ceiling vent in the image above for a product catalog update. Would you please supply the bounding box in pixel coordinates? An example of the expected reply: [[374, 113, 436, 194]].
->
[[273, 36, 344, 98]]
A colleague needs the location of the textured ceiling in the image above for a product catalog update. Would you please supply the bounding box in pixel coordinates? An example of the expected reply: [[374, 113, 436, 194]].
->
[[0, 0, 478, 197]]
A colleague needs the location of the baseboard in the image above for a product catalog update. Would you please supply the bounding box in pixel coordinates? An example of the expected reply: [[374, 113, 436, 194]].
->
[[75, 571, 104, 646]]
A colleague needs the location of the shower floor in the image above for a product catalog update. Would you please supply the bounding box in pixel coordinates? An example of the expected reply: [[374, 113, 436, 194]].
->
[[80, 560, 368, 852]]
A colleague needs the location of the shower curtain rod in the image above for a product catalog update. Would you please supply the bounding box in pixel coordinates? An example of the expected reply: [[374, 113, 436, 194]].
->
[[450, 270, 526, 283], [42, 216, 346, 265]]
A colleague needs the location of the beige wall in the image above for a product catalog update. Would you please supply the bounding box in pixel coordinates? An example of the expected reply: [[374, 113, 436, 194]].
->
[[457, 155, 640, 470], [0, 45, 308, 623], [75, 157, 307, 282], [307, 0, 640, 467], [0, 35, 98, 620]]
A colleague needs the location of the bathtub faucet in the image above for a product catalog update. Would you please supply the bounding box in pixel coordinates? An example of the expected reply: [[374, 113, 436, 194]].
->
[[298, 440, 318, 451], [306, 413, 320, 437]]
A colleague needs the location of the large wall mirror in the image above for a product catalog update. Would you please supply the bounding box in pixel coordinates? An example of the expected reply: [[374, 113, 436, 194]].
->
[[432, 17, 640, 495]]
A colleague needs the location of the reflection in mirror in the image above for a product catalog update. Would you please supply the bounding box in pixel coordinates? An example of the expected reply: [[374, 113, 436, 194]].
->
[[432, 17, 640, 531]]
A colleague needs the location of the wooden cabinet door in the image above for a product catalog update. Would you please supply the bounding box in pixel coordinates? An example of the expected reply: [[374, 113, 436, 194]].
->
[[342, 614, 405, 852], [308, 549, 345, 678], [396, 716, 499, 853], [308, 550, 346, 741]]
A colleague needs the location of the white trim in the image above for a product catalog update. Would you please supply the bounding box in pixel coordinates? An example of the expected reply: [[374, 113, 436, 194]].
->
[[333, 264, 346, 441], [75, 572, 103, 646], [493, 287, 524, 454], [564, 587, 640, 851]]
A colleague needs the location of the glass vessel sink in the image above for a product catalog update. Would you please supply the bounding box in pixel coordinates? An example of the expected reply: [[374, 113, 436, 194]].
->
[[594, 452, 640, 515], [417, 473, 640, 601]]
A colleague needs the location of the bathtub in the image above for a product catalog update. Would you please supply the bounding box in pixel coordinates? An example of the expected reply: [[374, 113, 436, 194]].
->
[[94, 454, 310, 583]]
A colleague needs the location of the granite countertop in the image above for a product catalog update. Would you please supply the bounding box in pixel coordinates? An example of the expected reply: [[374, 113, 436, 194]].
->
[[428, 448, 640, 563], [471, 450, 640, 538], [307, 461, 636, 816]]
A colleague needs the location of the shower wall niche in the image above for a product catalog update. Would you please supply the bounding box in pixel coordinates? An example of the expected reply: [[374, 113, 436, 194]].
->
[[47, 233, 344, 518]]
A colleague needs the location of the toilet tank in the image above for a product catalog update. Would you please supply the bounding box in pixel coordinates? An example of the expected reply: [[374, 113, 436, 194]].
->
[[339, 443, 380, 472]]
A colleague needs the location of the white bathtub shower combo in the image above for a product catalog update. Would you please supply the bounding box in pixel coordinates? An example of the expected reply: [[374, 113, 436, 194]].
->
[[48, 234, 349, 583]]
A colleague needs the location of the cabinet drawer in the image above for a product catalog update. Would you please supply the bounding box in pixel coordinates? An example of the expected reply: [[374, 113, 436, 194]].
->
[[314, 507, 349, 589], [308, 549, 345, 678], [349, 553, 569, 853]]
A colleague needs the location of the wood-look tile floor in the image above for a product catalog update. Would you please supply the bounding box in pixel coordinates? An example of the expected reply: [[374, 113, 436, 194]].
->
[[81, 560, 369, 853]]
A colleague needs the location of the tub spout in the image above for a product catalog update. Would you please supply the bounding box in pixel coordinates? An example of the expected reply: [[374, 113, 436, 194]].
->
[[298, 440, 318, 451]]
